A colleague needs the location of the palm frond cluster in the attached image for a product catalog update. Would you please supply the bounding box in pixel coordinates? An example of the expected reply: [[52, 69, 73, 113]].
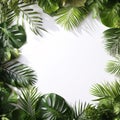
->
[[1, 0, 120, 120]]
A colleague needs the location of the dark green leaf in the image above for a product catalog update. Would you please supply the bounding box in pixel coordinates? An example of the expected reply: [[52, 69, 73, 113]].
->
[[1, 61, 37, 87], [104, 28, 120, 57], [99, 2, 120, 28], [36, 93, 73, 120], [14, 87, 40, 120], [38, 0, 60, 14], [0, 23, 26, 48]]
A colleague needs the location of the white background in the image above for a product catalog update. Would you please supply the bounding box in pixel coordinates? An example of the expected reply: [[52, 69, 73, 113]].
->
[[20, 12, 114, 104]]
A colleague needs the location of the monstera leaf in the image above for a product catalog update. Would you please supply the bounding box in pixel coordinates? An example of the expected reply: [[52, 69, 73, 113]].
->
[[36, 93, 73, 120], [0, 23, 26, 48], [99, 2, 120, 28], [38, 0, 60, 14]]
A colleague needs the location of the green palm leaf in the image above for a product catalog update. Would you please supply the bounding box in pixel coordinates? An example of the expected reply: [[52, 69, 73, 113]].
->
[[56, 7, 87, 30], [104, 28, 120, 57], [36, 93, 73, 120], [72, 101, 90, 120], [15, 86, 40, 120], [0, 7, 16, 25], [16, 1, 45, 35], [91, 80, 120, 101], [1, 61, 37, 87], [106, 58, 120, 77]]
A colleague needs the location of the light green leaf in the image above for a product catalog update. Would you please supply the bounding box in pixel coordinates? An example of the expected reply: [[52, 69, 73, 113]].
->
[[106, 58, 120, 77], [91, 80, 120, 101], [56, 7, 87, 30]]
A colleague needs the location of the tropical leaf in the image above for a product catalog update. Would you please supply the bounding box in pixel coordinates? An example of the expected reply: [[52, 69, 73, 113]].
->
[[36, 93, 73, 120], [68, 0, 87, 7], [7, 1, 45, 36], [99, 2, 120, 28], [0, 23, 26, 48], [18, 2, 45, 35], [104, 28, 120, 57], [0, 61, 37, 87], [0, 85, 16, 116], [0, 5, 16, 25], [91, 80, 120, 101], [38, 0, 60, 14], [72, 101, 90, 120], [6, 9, 17, 26], [56, 7, 87, 30], [14, 86, 40, 120], [106, 58, 120, 77]]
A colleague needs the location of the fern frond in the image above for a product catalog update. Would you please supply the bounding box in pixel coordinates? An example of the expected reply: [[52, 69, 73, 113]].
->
[[2, 61, 37, 87]]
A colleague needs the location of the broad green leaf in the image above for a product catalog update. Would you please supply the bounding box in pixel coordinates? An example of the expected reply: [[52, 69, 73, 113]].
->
[[100, 2, 120, 28], [0, 23, 26, 48], [36, 93, 73, 120], [0, 85, 16, 116], [38, 0, 60, 14]]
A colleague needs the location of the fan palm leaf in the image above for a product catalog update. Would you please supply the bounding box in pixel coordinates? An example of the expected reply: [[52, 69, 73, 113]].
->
[[72, 101, 90, 120], [104, 28, 120, 57], [36, 93, 73, 120], [56, 7, 87, 30], [106, 58, 120, 77], [91, 80, 120, 101], [0, 61, 37, 87]]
